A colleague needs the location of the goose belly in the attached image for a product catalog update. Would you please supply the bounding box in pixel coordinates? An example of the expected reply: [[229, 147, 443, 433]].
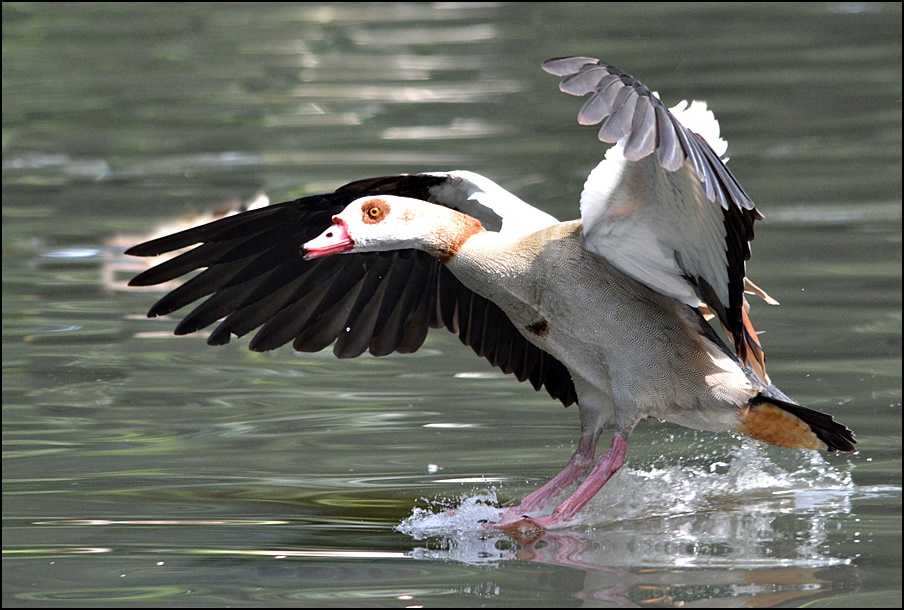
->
[[448, 223, 755, 427]]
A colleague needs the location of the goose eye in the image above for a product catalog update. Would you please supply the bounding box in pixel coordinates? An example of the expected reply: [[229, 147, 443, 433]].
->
[[361, 198, 389, 223]]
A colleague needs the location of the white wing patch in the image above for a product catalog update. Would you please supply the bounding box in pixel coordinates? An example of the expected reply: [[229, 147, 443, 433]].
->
[[669, 100, 727, 158]]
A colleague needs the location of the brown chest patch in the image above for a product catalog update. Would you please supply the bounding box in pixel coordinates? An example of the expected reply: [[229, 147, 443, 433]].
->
[[525, 319, 549, 338]]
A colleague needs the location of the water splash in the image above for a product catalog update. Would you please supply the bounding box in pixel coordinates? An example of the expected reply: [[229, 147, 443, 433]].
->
[[397, 441, 864, 568], [397, 492, 505, 539]]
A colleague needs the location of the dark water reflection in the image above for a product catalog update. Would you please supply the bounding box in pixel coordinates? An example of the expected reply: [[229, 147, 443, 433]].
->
[[3, 2, 901, 607]]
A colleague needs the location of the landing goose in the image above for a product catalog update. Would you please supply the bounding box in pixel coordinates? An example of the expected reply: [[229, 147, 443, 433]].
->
[[127, 57, 856, 530]]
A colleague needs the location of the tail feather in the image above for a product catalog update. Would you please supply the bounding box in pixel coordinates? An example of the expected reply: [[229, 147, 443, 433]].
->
[[740, 395, 857, 453]]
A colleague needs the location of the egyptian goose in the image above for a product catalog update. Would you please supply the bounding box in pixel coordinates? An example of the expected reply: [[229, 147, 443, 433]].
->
[[127, 57, 856, 530]]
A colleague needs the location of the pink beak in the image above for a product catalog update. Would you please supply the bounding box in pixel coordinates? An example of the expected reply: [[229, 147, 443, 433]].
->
[[303, 217, 354, 260]]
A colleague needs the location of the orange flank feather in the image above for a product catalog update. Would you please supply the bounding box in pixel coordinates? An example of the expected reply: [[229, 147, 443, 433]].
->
[[739, 306, 770, 385]]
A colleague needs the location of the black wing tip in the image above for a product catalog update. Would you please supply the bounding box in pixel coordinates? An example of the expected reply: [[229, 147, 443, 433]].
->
[[128, 266, 167, 287], [123, 244, 145, 257], [124, 242, 164, 258], [125, 232, 198, 258], [127, 275, 150, 288]]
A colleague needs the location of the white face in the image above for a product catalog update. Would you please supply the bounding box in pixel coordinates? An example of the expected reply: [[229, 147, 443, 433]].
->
[[302, 196, 424, 260]]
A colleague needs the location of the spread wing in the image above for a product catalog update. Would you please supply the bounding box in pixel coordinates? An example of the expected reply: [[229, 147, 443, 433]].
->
[[543, 57, 770, 382], [127, 172, 576, 406]]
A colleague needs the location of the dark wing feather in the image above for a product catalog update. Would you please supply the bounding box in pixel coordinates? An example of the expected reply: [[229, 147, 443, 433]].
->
[[127, 174, 576, 406]]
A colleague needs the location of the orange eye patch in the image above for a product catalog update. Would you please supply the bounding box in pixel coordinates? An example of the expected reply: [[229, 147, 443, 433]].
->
[[361, 198, 389, 223]]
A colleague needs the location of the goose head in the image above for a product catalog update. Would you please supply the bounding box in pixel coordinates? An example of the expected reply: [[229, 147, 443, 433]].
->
[[303, 195, 484, 262]]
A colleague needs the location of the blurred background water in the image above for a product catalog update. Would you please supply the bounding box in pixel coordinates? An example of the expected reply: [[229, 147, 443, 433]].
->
[[3, 2, 901, 607]]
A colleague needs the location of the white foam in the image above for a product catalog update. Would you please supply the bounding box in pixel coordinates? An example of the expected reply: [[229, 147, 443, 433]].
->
[[397, 492, 505, 540], [396, 441, 869, 568]]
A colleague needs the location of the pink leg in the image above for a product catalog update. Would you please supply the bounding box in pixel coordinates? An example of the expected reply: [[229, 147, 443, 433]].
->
[[497, 434, 628, 530], [494, 434, 598, 526]]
